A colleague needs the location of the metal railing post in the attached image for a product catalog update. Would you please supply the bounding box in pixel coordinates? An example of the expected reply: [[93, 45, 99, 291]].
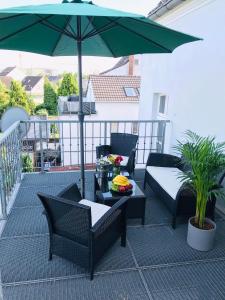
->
[[39, 122, 44, 173], [0, 161, 7, 219], [17, 123, 23, 181], [104, 121, 107, 145], [161, 121, 166, 154]]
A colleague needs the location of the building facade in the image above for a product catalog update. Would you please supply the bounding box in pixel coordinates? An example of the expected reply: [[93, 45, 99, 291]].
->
[[139, 0, 224, 153]]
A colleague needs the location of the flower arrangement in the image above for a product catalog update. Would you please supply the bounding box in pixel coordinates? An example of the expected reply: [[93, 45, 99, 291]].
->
[[107, 154, 123, 166]]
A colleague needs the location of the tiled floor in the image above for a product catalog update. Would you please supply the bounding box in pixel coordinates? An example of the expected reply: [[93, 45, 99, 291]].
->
[[1, 170, 225, 300]]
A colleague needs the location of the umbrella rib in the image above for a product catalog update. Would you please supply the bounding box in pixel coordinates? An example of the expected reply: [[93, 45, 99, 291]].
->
[[82, 16, 94, 37], [85, 16, 116, 57], [0, 13, 25, 21], [0, 15, 53, 43], [51, 16, 73, 56], [35, 15, 76, 39], [83, 17, 121, 40], [106, 17, 172, 53]]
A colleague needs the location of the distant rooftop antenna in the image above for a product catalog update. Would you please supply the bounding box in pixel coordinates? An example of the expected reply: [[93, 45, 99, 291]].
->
[[1, 107, 30, 138]]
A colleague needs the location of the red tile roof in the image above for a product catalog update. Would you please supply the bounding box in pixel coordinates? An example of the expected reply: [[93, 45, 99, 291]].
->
[[90, 75, 140, 103]]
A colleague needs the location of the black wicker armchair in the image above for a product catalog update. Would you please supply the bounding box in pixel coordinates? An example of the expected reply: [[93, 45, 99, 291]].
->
[[144, 153, 216, 229], [37, 184, 128, 280], [96, 133, 138, 175]]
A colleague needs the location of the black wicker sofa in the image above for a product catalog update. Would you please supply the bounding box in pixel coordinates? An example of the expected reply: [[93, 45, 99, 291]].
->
[[144, 153, 217, 229]]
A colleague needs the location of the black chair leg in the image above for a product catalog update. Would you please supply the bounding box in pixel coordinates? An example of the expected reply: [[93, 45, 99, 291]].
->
[[121, 230, 126, 247], [172, 216, 176, 229], [48, 251, 52, 261]]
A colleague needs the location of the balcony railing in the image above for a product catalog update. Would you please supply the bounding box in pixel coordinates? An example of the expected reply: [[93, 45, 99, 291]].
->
[[0, 121, 22, 218], [0, 119, 169, 219]]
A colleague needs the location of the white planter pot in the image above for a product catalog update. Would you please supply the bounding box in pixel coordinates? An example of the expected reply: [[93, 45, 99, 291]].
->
[[187, 217, 216, 251]]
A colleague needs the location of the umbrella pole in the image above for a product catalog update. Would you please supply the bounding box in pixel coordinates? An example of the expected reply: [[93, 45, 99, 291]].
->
[[77, 16, 85, 198]]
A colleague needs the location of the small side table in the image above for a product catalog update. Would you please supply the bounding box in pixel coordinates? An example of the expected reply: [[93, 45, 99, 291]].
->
[[94, 174, 146, 225]]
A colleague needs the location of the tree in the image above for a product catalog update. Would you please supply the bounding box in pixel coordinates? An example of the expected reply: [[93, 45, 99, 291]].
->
[[27, 97, 36, 115], [58, 73, 78, 96], [43, 78, 57, 115], [9, 80, 31, 114], [36, 108, 48, 116], [0, 81, 9, 117], [21, 154, 33, 172]]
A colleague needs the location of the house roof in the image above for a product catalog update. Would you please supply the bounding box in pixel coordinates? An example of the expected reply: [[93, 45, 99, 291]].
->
[[0, 66, 16, 76], [100, 57, 129, 75], [89, 75, 140, 102], [22, 76, 43, 91], [0, 76, 13, 88], [148, 0, 184, 18], [47, 75, 61, 83]]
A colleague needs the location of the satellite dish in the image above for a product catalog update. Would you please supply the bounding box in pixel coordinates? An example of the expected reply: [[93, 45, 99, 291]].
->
[[1, 107, 30, 138]]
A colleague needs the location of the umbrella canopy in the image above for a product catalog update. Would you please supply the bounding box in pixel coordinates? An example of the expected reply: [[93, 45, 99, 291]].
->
[[0, 0, 201, 196], [0, 0, 200, 57]]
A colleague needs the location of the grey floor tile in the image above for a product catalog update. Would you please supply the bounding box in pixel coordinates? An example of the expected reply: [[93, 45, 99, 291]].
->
[[0, 236, 135, 284], [2, 206, 48, 237], [142, 260, 225, 300], [3, 270, 149, 300], [128, 222, 225, 267], [13, 185, 68, 208]]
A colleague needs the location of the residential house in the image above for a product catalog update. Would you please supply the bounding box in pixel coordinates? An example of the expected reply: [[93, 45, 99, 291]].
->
[[101, 55, 141, 76], [47, 75, 61, 86], [0, 66, 24, 81], [86, 75, 140, 123], [139, 0, 224, 153], [22, 76, 44, 104], [58, 75, 141, 167], [0, 76, 13, 89]]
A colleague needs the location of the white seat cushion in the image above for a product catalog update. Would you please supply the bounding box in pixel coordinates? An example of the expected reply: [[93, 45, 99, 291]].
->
[[79, 199, 111, 226], [146, 166, 183, 199], [103, 155, 129, 167]]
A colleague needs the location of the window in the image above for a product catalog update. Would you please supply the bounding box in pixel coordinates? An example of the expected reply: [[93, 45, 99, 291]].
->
[[158, 95, 167, 114], [124, 87, 138, 97]]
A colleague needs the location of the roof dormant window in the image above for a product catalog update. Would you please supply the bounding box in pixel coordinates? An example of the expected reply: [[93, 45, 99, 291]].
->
[[124, 87, 138, 97]]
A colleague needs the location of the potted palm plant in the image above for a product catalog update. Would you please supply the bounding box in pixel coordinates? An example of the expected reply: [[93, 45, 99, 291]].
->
[[176, 131, 225, 251]]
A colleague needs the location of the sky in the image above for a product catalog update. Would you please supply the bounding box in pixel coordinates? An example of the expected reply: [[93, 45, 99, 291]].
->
[[0, 0, 159, 74]]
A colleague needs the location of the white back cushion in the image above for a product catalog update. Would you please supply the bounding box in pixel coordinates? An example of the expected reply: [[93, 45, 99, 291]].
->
[[146, 166, 183, 199], [79, 199, 110, 226]]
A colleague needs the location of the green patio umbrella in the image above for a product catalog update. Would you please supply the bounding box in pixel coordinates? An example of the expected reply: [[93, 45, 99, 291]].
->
[[0, 0, 201, 196]]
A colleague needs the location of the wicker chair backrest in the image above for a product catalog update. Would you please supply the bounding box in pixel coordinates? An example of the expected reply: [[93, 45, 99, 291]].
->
[[111, 133, 138, 156], [38, 193, 91, 246]]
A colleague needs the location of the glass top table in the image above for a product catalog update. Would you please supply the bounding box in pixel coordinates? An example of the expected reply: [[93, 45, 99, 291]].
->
[[94, 173, 146, 225]]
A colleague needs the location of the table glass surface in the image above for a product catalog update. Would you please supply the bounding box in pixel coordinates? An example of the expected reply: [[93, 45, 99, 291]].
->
[[95, 173, 145, 200]]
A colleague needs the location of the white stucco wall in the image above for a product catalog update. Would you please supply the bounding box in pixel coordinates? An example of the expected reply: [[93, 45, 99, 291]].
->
[[86, 101, 139, 121], [139, 0, 225, 153]]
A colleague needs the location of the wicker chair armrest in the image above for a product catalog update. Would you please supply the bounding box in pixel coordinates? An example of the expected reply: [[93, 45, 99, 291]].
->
[[218, 171, 225, 185], [96, 145, 112, 159], [91, 196, 129, 237], [146, 153, 182, 169], [57, 183, 82, 202], [176, 183, 195, 199]]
